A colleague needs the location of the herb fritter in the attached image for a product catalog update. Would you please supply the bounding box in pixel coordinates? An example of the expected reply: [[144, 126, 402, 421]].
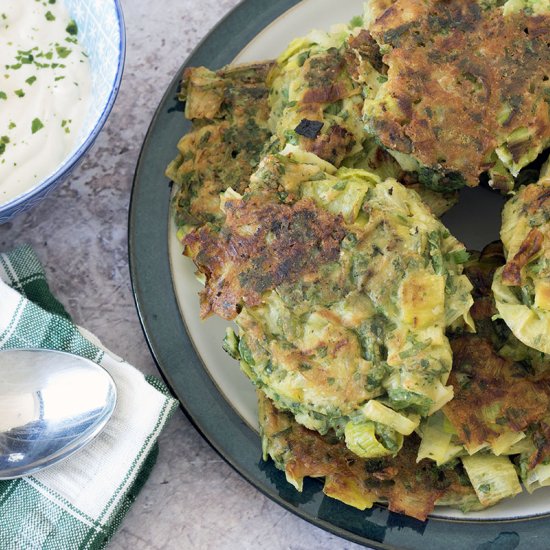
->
[[166, 62, 274, 237], [258, 391, 481, 521], [184, 147, 473, 457], [419, 244, 550, 504], [493, 170, 550, 354], [363, 0, 550, 190]]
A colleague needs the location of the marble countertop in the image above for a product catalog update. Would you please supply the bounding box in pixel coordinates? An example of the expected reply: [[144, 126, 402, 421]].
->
[[0, 1, 369, 548]]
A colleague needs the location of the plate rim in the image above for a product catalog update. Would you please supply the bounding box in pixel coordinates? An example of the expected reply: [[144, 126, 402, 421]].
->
[[128, 1, 550, 548]]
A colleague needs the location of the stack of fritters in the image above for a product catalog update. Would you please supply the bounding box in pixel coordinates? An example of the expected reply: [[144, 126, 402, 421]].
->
[[259, 242, 550, 516], [167, 0, 550, 520]]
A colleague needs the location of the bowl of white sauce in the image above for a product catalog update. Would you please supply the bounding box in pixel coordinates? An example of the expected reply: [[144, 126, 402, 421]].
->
[[0, 0, 125, 222]]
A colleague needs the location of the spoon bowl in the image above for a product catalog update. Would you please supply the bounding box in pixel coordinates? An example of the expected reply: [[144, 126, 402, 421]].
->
[[0, 349, 117, 479]]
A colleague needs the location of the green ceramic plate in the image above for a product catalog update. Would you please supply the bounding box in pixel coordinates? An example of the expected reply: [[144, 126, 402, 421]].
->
[[129, 1, 550, 547]]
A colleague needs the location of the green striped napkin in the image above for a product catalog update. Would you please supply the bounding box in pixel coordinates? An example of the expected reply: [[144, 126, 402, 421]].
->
[[0, 244, 179, 550]]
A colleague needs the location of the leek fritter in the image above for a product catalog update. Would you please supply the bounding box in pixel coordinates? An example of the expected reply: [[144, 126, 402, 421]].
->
[[443, 244, 550, 460], [185, 148, 473, 456], [363, 0, 550, 189], [441, 332, 550, 499], [464, 243, 549, 371], [493, 174, 550, 354], [268, 21, 460, 213], [166, 62, 273, 236], [268, 23, 381, 167], [445, 336, 549, 453], [418, 245, 550, 503], [259, 391, 481, 520]]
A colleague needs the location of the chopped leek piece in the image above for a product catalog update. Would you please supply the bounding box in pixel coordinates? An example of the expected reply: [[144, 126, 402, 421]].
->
[[462, 454, 522, 507], [344, 420, 394, 458], [490, 431, 526, 456], [417, 412, 463, 466], [362, 400, 419, 435], [524, 462, 550, 494]]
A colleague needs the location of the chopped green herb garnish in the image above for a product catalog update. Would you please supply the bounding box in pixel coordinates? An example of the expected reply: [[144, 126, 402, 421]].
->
[[31, 118, 44, 134], [0, 91, 6, 100], [55, 46, 72, 59], [45, 11, 55, 22], [399, 338, 433, 359], [445, 249, 470, 264], [66, 20, 78, 35], [25, 76, 37, 86], [349, 15, 364, 28], [14, 89, 24, 97], [478, 483, 491, 494]]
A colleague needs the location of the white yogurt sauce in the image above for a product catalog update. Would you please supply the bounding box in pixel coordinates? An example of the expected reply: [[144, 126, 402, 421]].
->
[[0, 0, 92, 204]]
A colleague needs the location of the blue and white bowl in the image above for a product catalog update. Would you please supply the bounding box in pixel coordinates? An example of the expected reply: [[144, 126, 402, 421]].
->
[[0, 0, 126, 223]]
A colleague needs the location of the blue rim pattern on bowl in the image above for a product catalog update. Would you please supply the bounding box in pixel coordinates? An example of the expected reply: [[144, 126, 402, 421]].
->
[[0, 0, 126, 224]]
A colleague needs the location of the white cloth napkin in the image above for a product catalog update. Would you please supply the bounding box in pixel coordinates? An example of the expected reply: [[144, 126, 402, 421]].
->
[[0, 244, 178, 550]]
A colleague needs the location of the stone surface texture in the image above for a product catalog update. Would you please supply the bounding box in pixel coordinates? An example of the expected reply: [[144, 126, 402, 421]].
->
[[0, 1, 370, 549]]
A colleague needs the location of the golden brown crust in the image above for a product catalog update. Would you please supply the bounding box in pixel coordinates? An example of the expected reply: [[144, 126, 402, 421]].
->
[[345, 29, 386, 75], [445, 336, 549, 448], [168, 62, 274, 230], [183, 197, 346, 319], [523, 182, 550, 215], [302, 83, 349, 105], [528, 419, 550, 469], [306, 125, 356, 166], [280, 43, 365, 165], [259, 393, 475, 521], [366, 0, 550, 185], [502, 228, 544, 286]]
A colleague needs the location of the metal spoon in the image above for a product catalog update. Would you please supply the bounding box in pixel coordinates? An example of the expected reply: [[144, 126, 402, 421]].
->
[[0, 349, 117, 479]]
